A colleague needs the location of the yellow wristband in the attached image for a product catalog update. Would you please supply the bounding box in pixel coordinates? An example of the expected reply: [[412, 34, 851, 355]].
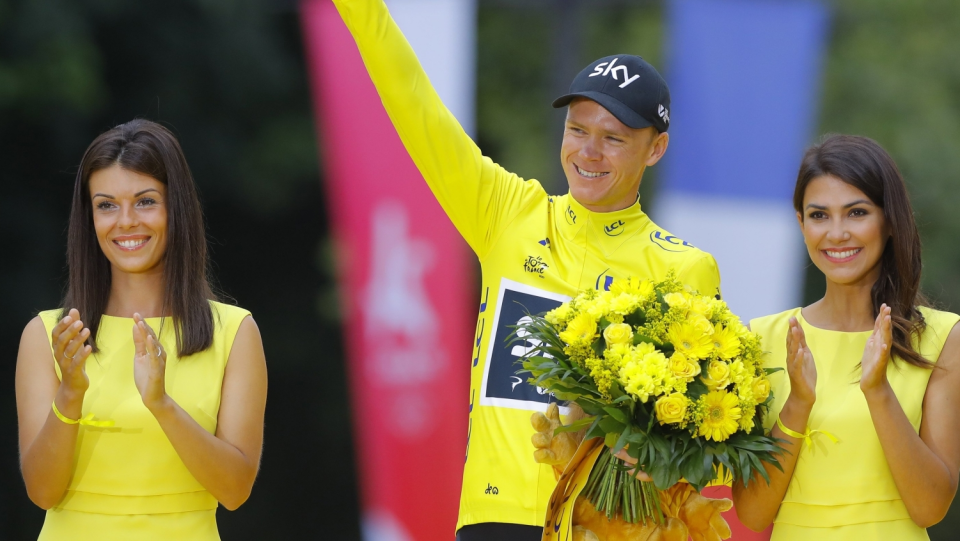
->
[[776, 415, 837, 450], [51, 401, 115, 428]]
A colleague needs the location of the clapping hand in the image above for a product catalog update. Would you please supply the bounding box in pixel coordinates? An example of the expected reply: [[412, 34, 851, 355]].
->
[[860, 304, 893, 394], [132, 314, 168, 411], [51, 308, 93, 396], [786, 317, 817, 408]]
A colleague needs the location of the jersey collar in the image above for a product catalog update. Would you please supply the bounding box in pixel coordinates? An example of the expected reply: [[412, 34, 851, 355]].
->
[[557, 193, 650, 254]]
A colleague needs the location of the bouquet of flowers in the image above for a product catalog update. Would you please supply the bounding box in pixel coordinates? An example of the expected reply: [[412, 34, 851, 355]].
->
[[513, 272, 784, 525]]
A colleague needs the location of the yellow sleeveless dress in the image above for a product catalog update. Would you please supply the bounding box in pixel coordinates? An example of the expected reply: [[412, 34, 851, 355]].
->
[[750, 306, 959, 540], [36, 301, 251, 541]]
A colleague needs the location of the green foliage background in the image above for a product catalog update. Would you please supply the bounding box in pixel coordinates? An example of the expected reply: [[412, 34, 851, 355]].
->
[[2, 0, 960, 539]]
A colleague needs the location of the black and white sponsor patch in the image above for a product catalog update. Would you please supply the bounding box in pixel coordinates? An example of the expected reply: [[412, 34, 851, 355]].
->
[[479, 278, 570, 412]]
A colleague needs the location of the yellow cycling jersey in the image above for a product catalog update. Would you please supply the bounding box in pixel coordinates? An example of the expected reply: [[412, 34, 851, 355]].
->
[[333, 0, 722, 531]]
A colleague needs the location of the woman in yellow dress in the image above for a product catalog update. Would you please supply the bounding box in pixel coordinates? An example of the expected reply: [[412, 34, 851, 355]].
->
[[732, 134, 960, 540], [15, 119, 267, 540]]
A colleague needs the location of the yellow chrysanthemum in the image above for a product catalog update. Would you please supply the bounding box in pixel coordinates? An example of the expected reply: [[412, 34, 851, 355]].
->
[[609, 293, 641, 315], [619, 343, 670, 403], [711, 325, 742, 360], [739, 406, 757, 432], [610, 276, 654, 298], [559, 313, 597, 345], [698, 390, 742, 442], [667, 321, 713, 360], [545, 303, 573, 326]]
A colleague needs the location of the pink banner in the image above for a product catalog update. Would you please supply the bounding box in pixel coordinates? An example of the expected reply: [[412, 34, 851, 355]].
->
[[300, 1, 474, 538]]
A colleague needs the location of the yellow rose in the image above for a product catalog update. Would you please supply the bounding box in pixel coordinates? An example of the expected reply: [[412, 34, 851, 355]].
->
[[655, 393, 689, 425], [753, 377, 771, 402], [702, 359, 732, 389], [689, 296, 711, 317], [668, 352, 700, 380], [691, 314, 715, 336], [663, 292, 690, 310], [603, 323, 633, 345]]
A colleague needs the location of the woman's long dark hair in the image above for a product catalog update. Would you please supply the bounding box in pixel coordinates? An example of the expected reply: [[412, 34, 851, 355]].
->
[[63, 119, 216, 357], [794, 134, 930, 369]]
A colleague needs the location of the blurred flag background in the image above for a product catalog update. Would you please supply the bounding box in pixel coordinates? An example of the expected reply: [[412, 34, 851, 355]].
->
[[3, 0, 960, 540]]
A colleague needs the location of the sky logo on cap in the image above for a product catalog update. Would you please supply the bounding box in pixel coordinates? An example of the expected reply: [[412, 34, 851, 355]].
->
[[658, 104, 670, 125], [589, 57, 641, 89]]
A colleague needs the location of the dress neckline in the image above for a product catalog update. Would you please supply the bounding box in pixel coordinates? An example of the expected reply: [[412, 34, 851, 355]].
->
[[797, 308, 873, 335]]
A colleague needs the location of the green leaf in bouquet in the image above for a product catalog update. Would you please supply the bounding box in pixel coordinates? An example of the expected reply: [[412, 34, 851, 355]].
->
[[686, 377, 709, 401], [648, 433, 670, 461], [624, 309, 646, 328], [603, 406, 630, 425], [631, 333, 663, 347], [604, 431, 621, 448], [554, 416, 596, 435], [591, 336, 607, 358], [763, 367, 785, 375], [598, 415, 626, 435], [680, 446, 708, 489], [576, 398, 605, 416], [611, 426, 632, 455], [583, 417, 606, 441]]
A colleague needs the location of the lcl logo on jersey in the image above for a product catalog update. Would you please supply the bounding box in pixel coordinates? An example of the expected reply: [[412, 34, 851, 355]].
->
[[565, 205, 577, 225], [650, 230, 694, 252], [604, 219, 625, 236], [589, 57, 641, 89]]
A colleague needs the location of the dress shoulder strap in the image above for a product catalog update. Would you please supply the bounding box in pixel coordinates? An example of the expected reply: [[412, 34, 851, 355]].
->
[[916, 306, 960, 364]]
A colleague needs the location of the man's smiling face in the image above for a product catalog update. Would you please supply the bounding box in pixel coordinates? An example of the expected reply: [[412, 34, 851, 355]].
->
[[560, 98, 668, 213]]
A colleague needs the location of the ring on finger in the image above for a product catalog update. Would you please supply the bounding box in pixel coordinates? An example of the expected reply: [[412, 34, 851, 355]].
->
[[63, 348, 78, 361]]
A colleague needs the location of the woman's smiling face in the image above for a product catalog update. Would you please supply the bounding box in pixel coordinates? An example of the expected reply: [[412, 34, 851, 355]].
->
[[799, 174, 889, 287], [89, 165, 168, 275]]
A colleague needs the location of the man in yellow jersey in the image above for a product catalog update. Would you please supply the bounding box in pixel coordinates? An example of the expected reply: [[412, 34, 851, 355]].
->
[[331, 1, 722, 540]]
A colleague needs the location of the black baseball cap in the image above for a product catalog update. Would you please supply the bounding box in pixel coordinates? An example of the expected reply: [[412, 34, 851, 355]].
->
[[553, 54, 671, 132]]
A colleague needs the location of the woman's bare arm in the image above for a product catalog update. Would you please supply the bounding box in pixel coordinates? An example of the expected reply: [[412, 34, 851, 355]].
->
[[862, 310, 960, 527], [17, 311, 93, 509], [136, 315, 267, 510], [732, 318, 817, 531]]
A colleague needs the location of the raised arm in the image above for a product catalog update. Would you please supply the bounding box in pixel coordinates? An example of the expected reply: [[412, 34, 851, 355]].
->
[[133, 314, 267, 511], [860, 308, 960, 527], [17, 311, 93, 509], [732, 318, 818, 531], [332, 0, 532, 257]]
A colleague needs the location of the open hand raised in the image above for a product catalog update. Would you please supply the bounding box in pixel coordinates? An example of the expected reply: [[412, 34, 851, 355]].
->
[[51, 308, 92, 395], [531, 403, 579, 476], [860, 304, 893, 393], [786, 316, 817, 408], [132, 314, 168, 411]]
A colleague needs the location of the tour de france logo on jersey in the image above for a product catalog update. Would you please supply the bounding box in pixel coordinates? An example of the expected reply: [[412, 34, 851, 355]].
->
[[523, 255, 549, 278], [479, 278, 571, 413], [649, 230, 694, 252]]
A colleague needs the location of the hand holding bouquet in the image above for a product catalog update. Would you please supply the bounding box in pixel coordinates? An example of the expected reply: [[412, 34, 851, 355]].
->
[[514, 272, 783, 526]]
